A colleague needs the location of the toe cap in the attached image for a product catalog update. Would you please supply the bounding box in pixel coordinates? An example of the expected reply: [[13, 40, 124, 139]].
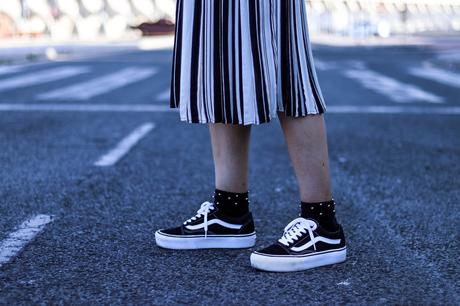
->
[[255, 243, 289, 256], [158, 226, 183, 236]]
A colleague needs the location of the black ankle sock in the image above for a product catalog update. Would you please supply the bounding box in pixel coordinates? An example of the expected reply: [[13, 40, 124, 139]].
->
[[300, 200, 339, 232], [213, 189, 249, 217]]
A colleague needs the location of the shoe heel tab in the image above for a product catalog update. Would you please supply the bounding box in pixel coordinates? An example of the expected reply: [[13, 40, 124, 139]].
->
[[240, 217, 255, 234]]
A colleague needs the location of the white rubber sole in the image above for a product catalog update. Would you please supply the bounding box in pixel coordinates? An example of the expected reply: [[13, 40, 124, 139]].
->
[[155, 231, 257, 250], [250, 247, 347, 272]]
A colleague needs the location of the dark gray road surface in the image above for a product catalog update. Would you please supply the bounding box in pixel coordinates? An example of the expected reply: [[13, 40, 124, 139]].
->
[[0, 41, 459, 305]]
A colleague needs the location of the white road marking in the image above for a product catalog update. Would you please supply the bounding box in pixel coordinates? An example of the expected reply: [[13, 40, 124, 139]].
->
[[437, 52, 460, 63], [37, 67, 158, 100], [0, 67, 90, 92], [0, 103, 459, 115], [94, 122, 155, 167], [328, 105, 460, 114], [0, 103, 172, 112], [344, 69, 444, 104], [155, 89, 170, 102], [0, 65, 24, 76], [0, 215, 53, 267], [409, 65, 460, 88], [337, 280, 351, 286], [313, 59, 337, 71], [346, 60, 366, 70]]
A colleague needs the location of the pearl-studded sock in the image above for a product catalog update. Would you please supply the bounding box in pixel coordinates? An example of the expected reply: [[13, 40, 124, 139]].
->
[[300, 200, 339, 232], [213, 189, 249, 218]]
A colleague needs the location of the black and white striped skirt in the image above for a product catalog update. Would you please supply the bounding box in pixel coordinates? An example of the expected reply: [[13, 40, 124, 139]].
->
[[170, 0, 326, 125]]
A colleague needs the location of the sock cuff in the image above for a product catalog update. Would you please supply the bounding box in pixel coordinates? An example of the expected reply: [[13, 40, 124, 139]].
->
[[214, 188, 249, 198], [213, 189, 250, 217], [300, 199, 335, 206], [300, 200, 336, 217]]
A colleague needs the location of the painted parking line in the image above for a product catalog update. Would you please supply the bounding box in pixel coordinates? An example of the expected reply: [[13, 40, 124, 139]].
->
[[0, 67, 90, 92], [409, 65, 460, 88], [0, 103, 459, 115], [37, 67, 158, 100], [344, 68, 444, 104], [94, 122, 155, 167], [0, 215, 53, 268]]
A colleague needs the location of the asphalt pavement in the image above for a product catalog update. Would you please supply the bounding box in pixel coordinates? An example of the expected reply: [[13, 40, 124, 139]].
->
[[0, 39, 459, 305]]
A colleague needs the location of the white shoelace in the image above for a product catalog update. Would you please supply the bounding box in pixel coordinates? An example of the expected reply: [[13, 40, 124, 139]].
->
[[278, 218, 318, 250], [183, 201, 215, 238]]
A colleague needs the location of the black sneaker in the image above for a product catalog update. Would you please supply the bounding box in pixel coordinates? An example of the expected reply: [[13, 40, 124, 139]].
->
[[155, 201, 256, 249], [250, 217, 346, 272]]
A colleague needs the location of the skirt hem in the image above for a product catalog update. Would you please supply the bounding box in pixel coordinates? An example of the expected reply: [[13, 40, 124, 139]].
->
[[176, 107, 325, 125]]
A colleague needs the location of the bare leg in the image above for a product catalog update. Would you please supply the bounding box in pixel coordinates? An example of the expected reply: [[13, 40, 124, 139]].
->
[[209, 123, 251, 193], [278, 113, 332, 202]]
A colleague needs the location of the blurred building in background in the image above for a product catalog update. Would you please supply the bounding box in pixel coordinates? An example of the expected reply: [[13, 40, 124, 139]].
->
[[0, 0, 459, 41], [0, 0, 176, 40], [307, 0, 460, 38]]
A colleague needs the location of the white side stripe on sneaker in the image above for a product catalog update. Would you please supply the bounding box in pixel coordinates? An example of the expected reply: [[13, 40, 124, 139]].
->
[[291, 236, 341, 252], [185, 219, 242, 230]]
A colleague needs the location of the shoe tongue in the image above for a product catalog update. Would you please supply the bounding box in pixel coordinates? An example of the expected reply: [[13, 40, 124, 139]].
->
[[292, 217, 309, 226], [284, 217, 306, 233], [284, 217, 318, 234]]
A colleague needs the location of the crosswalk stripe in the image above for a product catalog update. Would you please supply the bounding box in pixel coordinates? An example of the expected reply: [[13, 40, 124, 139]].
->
[[0, 215, 53, 267], [0, 67, 90, 92], [344, 69, 444, 104], [313, 59, 337, 71], [0, 65, 24, 76], [37, 67, 158, 100], [155, 89, 170, 102], [409, 65, 460, 88]]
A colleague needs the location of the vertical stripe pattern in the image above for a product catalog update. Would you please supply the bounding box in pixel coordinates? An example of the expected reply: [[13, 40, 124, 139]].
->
[[170, 0, 326, 125]]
